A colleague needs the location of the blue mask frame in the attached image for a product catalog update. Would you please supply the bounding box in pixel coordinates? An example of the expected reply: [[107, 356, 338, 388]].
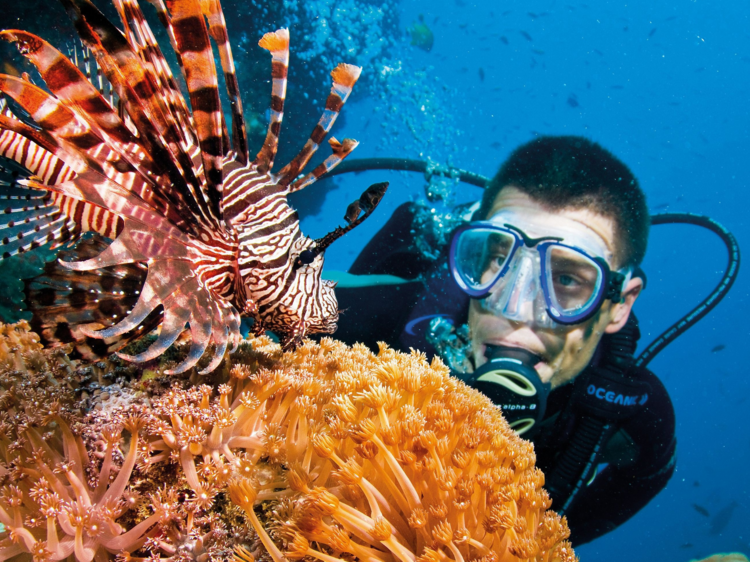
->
[[449, 222, 626, 325]]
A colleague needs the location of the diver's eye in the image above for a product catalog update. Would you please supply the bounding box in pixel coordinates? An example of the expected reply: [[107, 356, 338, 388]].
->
[[558, 274, 577, 287]]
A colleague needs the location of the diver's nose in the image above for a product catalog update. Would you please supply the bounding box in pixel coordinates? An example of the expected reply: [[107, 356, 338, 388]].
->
[[500, 254, 538, 323]]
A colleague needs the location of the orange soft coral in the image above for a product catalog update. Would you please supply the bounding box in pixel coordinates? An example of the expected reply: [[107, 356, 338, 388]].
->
[[0, 322, 577, 562], [143, 336, 576, 562]]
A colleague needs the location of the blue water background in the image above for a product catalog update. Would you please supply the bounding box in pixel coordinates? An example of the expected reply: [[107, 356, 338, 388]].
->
[[289, 0, 749, 560]]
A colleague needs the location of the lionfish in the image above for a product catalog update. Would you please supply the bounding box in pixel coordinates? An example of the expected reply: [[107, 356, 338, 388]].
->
[[0, 0, 387, 373]]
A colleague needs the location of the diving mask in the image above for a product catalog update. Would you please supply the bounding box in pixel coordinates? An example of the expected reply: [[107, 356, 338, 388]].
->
[[449, 212, 630, 327]]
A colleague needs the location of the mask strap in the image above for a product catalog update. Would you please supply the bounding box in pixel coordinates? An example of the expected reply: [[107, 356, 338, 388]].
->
[[606, 268, 631, 304]]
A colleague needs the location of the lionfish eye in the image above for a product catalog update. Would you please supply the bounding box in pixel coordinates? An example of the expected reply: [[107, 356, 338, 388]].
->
[[294, 246, 320, 269], [297, 249, 317, 266]]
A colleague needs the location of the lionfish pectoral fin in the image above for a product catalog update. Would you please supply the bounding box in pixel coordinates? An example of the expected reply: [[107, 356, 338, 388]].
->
[[313, 182, 389, 254], [288, 137, 359, 194], [79, 278, 161, 339], [165, 321, 211, 375], [58, 236, 135, 272], [225, 301, 241, 352], [81, 258, 193, 340], [199, 312, 229, 375], [276, 63, 362, 188], [116, 297, 192, 363], [58, 223, 190, 271]]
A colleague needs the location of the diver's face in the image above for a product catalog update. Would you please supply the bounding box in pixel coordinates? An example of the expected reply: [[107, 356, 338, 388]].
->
[[468, 187, 629, 389]]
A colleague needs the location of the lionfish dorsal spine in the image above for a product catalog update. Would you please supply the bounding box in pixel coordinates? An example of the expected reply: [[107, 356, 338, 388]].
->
[[200, 0, 249, 165], [274, 63, 362, 189], [253, 29, 290, 175]]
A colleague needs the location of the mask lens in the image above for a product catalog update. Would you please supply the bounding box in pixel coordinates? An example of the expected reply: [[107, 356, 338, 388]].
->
[[544, 245, 604, 318], [454, 228, 516, 293]]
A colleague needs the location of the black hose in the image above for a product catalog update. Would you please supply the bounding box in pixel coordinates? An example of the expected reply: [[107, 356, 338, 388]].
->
[[329, 157, 491, 188], [635, 213, 741, 368], [331, 159, 741, 367]]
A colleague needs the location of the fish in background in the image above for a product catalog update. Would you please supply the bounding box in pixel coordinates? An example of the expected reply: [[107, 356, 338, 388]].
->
[[692, 503, 710, 517], [410, 15, 434, 52], [709, 501, 739, 535]]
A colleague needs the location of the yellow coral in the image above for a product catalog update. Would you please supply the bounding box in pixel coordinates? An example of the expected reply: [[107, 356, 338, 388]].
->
[[0, 323, 576, 562]]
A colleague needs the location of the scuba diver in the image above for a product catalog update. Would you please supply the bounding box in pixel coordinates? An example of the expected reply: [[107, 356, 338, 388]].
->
[[329, 135, 740, 546]]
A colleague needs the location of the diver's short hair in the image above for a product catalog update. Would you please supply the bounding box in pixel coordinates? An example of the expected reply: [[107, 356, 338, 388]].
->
[[479, 135, 649, 268]]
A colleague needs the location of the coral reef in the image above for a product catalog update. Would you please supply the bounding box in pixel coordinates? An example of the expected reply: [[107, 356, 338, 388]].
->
[[0, 321, 576, 561], [691, 555, 750, 562]]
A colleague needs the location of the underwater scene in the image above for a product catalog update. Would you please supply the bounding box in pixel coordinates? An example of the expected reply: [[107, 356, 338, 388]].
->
[[0, 0, 746, 560]]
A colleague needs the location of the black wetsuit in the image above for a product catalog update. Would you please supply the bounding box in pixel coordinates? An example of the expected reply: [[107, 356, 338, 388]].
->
[[334, 202, 677, 546]]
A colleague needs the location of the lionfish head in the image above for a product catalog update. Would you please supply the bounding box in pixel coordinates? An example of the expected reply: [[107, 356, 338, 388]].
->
[[265, 237, 339, 342]]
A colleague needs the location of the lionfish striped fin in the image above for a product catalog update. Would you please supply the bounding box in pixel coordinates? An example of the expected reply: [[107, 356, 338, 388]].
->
[[166, 0, 225, 219], [202, 0, 248, 166], [0, 128, 76, 186], [78, 256, 238, 374], [114, 0, 196, 147], [254, 28, 289, 174], [9, 28, 217, 237], [289, 137, 359, 193], [276, 63, 362, 188], [0, 185, 76, 258], [1, 32, 163, 180], [23, 236, 160, 362], [0, 73, 203, 244], [61, 0, 221, 231]]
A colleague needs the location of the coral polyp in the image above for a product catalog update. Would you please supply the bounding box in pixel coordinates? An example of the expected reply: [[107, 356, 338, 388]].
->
[[0, 321, 576, 562]]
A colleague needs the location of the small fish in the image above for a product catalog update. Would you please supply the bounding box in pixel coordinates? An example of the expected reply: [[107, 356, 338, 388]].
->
[[528, 12, 538, 19], [611, 85, 624, 89], [586, 81, 592, 89], [532, 48, 545, 55], [692, 503, 710, 517], [680, 543, 694, 549], [520, 30, 533, 42], [711, 344, 726, 353], [709, 501, 739, 535], [490, 141, 502, 149], [594, 49, 604, 56], [664, 15, 678, 22], [410, 15, 434, 52], [478, 68, 485, 81], [648, 28, 657, 38], [500, 36, 509, 45], [694, 480, 701, 487], [567, 95, 580, 108]]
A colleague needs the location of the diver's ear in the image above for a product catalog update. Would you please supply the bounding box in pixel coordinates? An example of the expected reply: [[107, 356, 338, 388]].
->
[[604, 277, 643, 334]]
